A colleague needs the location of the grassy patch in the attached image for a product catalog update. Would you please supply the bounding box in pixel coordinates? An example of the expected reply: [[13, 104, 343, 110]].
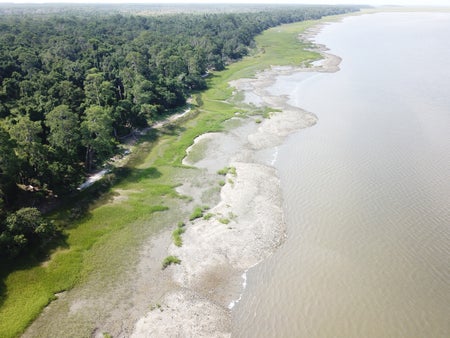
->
[[219, 218, 230, 225], [172, 222, 186, 247], [217, 167, 229, 175], [184, 137, 209, 164], [217, 166, 237, 176], [189, 206, 204, 221], [203, 213, 214, 220], [162, 256, 181, 269]]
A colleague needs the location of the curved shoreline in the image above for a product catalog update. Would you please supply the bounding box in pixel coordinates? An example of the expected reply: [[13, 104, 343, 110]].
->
[[131, 24, 342, 337]]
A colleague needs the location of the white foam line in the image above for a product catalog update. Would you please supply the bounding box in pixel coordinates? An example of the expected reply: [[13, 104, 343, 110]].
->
[[228, 271, 247, 310], [227, 259, 262, 310], [270, 147, 279, 166]]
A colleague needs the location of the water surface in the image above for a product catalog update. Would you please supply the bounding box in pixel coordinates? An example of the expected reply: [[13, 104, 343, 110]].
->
[[232, 12, 450, 338]]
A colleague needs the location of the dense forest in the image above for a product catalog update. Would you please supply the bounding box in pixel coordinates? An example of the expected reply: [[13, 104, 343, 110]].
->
[[0, 5, 358, 260]]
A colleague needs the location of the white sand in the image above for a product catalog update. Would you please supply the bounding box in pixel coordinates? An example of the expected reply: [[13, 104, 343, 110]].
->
[[131, 26, 341, 337]]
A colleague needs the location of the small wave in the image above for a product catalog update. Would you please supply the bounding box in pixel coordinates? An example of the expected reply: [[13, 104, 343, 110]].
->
[[228, 259, 263, 310], [228, 271, 248, 309], [270, 147, 279, 166]]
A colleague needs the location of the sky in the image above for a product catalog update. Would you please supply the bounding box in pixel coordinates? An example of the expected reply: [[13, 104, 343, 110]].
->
[[0, 0, 449, 6]]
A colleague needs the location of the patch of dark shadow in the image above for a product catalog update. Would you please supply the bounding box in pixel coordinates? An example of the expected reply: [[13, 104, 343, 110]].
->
[[0, 230, 68, 309], [137, 128, 159, 143], [159, 124, 186, 136], [114, 166, 162, 185]]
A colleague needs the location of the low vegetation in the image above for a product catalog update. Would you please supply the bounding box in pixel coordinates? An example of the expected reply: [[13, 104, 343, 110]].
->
[[203, 213, 214, 220], [217, 167, 229, 175], [189, 206, 210, 221], [162, 255, 181, 269], [172, 222, 186, 247], [217, 166, 237, 176]]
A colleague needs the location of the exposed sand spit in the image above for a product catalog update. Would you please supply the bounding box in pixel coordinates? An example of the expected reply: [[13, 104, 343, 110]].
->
[[171, 162, 284, 286]]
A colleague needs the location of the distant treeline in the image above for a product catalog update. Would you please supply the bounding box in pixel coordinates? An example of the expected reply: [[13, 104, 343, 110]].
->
[[0, 5, 358, 259]]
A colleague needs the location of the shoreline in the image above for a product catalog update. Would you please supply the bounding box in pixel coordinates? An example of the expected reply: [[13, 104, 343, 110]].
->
[[20, 18, 344, 338], [131, 22, 342, 337]]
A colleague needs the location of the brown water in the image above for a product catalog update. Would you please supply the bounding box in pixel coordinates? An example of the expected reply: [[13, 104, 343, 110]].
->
[[232, 12, 450, 338]]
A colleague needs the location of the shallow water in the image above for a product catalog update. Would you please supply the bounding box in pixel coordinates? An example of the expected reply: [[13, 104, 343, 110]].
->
[[232, 12, 450, 338]]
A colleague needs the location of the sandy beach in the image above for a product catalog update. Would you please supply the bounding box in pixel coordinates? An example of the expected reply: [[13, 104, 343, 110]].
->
[[130, 25, 341, 337]]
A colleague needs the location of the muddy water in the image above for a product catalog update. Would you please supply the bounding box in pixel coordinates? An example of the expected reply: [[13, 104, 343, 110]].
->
[[232, 12, 450, 338]]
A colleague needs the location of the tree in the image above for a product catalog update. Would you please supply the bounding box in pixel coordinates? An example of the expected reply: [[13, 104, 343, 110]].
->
[[84, 69, 115, 107], [0, 207, 56, 259], [6, 114, 46, 186], [45, 105, 84, 192], [45, 104, 80, 156], [48, 80, 84, 113], [0, 126, 18, 206], [81, 105, 115, 171]]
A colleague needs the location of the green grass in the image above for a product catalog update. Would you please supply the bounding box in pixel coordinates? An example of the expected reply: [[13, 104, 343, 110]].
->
[[217, 166, 237, 176], [189, 206, 204, 221], [203, 213, 214, 220], [162, 255, 181, 269], [217, 167, 229, 175], [0, 17, 334, 338], [172, 223, 186, 247]]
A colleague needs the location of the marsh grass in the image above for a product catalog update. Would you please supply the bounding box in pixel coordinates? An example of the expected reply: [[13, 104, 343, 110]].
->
[[162, 256, 181, 269], [0, 17, 331, 338], [217, 166, 237, 176], [217, 167, 229, 175], [172, 222, 186, 247], [203, 213, 214, 220], [189, 205, 210, 221], [189, 207, 203, 221]]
